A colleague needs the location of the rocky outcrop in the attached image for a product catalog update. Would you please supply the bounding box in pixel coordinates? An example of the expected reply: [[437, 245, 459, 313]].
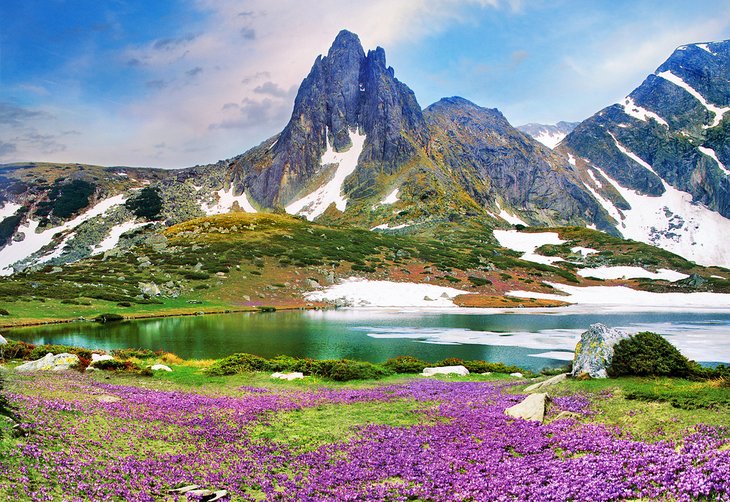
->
[[505, 393, 548, 422], [524, 373, 568, 392], [572, 324, 630, 378], [15, 353, 80, 372], [422, 365, 469, 377]]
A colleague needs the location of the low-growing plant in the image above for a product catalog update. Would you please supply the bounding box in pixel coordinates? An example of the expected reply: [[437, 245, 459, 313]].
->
[[206, 353, 270, 376], [111, 348, 157, 360], [94, 313, 125, 323], [92, 359, 138, 371], [467, 276, 492, 287], [383, 356, 428, 373], [0, 309, 9, 316]]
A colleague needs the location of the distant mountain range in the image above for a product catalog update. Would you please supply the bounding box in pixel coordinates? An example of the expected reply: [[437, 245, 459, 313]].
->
[[1, 31, 729, 274], [517, 121, 579, 149]]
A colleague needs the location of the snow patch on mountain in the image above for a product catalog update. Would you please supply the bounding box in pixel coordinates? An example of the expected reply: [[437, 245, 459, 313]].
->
[[608, 132, 658, 175], [0, 202, 21, 220], [592, 163, 730, 268], [381, 187, 400, 205], [493, 230, 565, 266], [508, 282, 730, 310], [517, 122, 578, 149], [656, 70, 730, 127], [371, 223, 410, 231], [92, 221, 152, 255], [621, 97, 668, 127], [305, 277, 470, 307], [286, 129, 366, 220], [204, 187, 257, 215], [696, 43, 716, 55], [577, 266, 688, 282], [0, 194, 127, 275], [495, 201, 527, 226], [698, 146, 729, 175]]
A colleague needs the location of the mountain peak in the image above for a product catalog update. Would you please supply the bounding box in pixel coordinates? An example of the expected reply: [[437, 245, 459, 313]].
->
[[329, 30, 363, 54]]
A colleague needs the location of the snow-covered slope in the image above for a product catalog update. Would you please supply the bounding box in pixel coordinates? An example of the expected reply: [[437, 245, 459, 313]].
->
[[286, 130, 366, 220], [517, 121, 579, 149]]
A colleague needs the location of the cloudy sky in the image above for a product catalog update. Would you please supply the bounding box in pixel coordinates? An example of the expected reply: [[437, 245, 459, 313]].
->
[[1, 0, 729, 168]]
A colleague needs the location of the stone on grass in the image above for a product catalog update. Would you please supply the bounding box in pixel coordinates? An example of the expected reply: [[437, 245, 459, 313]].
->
[[0, 334, 7, 345], [15, 353, 79, 372], [422, 366, 469, 377], [270, 372, 304, 381], [150, 364, 172, 372], [90, 354, 115, 364], [505, 393, 549, 423], [509, 372, 524, 378], [524, 373, 568, 392], [572, 323, 630, 378]]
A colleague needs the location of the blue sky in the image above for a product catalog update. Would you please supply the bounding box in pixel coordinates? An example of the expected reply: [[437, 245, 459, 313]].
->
[[1, 0, 729, 168]]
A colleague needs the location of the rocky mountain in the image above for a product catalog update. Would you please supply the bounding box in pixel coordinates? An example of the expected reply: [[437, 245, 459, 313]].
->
[[1, 32, 730, 275], [517, 121, 579, 149], [559, 40, 730, 266]]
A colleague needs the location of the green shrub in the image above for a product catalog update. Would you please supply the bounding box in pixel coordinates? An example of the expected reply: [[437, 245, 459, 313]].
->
[[28, 344, 93, 361], [94, 313, 124, 323], [467, 276, 492, 287], [184, 271, 209, 280], [125, 186, 163, 220], [0, 340, 34, 361], [50, 179, 95, 218], [608, 332, 694, 378], [0, 308, 9, 316], [310, 359, 392, 381], [206, 353, 270, 376], [116, 302, 132, 307], [111, 348, 159, 360], [383, 356, 428, 373], [92, 359, 134, 371]]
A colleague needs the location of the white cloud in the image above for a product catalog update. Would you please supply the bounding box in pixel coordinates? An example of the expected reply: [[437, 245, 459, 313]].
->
[[2, 0, 514, 168]]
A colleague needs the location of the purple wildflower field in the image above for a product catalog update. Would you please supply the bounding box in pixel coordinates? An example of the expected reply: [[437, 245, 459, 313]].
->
[[1, 373, 729, 501]]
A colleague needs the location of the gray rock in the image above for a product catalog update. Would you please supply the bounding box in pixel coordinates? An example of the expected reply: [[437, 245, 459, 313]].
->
[[16, 353, 80, 372], [138, 282, 161, 296], [270, 372, 304, 381], [422, 365, 469, 377], [572, 323, 630, 378], [524, 373, 568, 392], [509, 372, 524, 378], [150, 364, 172, 372], [505, 393, 548, 423]]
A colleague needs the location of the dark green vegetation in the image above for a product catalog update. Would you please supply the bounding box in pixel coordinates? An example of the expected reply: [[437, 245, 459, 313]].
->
[[205, 351, 532, 381], [609, 331, 730, 380], [125, 186, 162, 220]]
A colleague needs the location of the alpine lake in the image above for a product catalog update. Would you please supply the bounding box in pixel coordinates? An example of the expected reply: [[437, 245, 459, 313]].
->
[[7, 308, 730, 372]]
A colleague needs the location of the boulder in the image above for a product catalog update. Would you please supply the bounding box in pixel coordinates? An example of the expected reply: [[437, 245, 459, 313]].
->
[[524, 373, 568, 392], [422, 365, 469, 377], [572, 323, 630, 378], [510, 372, 524, 378], [0, 334, 7, 345], [270, 372, 304, 381], [90, 354, 115, 364], [150, 364, 172, 372], [138, 282, 161, 296], [16, 353, 80, 372], [505, 393, 548, 422]]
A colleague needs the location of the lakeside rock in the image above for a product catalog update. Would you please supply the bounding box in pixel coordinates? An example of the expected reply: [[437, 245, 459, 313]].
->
[[572, 323, 630, 378], [16, 353, 80, 372], [505, 393, 549, 423], [524, 373, 568, 392], [150, 364, 172, 372], [422, 365, 469, 377]]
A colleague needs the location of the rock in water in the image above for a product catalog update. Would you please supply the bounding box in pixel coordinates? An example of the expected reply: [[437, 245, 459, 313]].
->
[[15, 353, 80, 372], [422, 365, 469, 377], [505, 393, 548, 422], [572, 323, 630, 378], [524, 373, 568, 392]]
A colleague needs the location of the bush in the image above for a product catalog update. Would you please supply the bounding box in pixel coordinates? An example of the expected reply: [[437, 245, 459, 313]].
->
[[111, 348, 157, 360], [28, 344, 93, 361], [383, 356, 428, 374], [206, 353, 270, 376], [116, 302, 132, 307], [325, 360, 392, 381], [467, 276, 492, 287], [125, 186, 162, 220], [0, 309, 9, 316], [50, 179, 95, 218], [94, 313, 124, 323], [92, 359, 135, 371], [608, 332, 694, 378]]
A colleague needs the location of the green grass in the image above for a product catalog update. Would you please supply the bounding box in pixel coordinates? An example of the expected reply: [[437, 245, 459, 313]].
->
[[542, 376, 730, 442], [250, 399, 433, 452]]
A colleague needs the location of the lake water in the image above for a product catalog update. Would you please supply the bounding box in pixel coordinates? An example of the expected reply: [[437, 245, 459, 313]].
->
[[5, 308, 730, 372]]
